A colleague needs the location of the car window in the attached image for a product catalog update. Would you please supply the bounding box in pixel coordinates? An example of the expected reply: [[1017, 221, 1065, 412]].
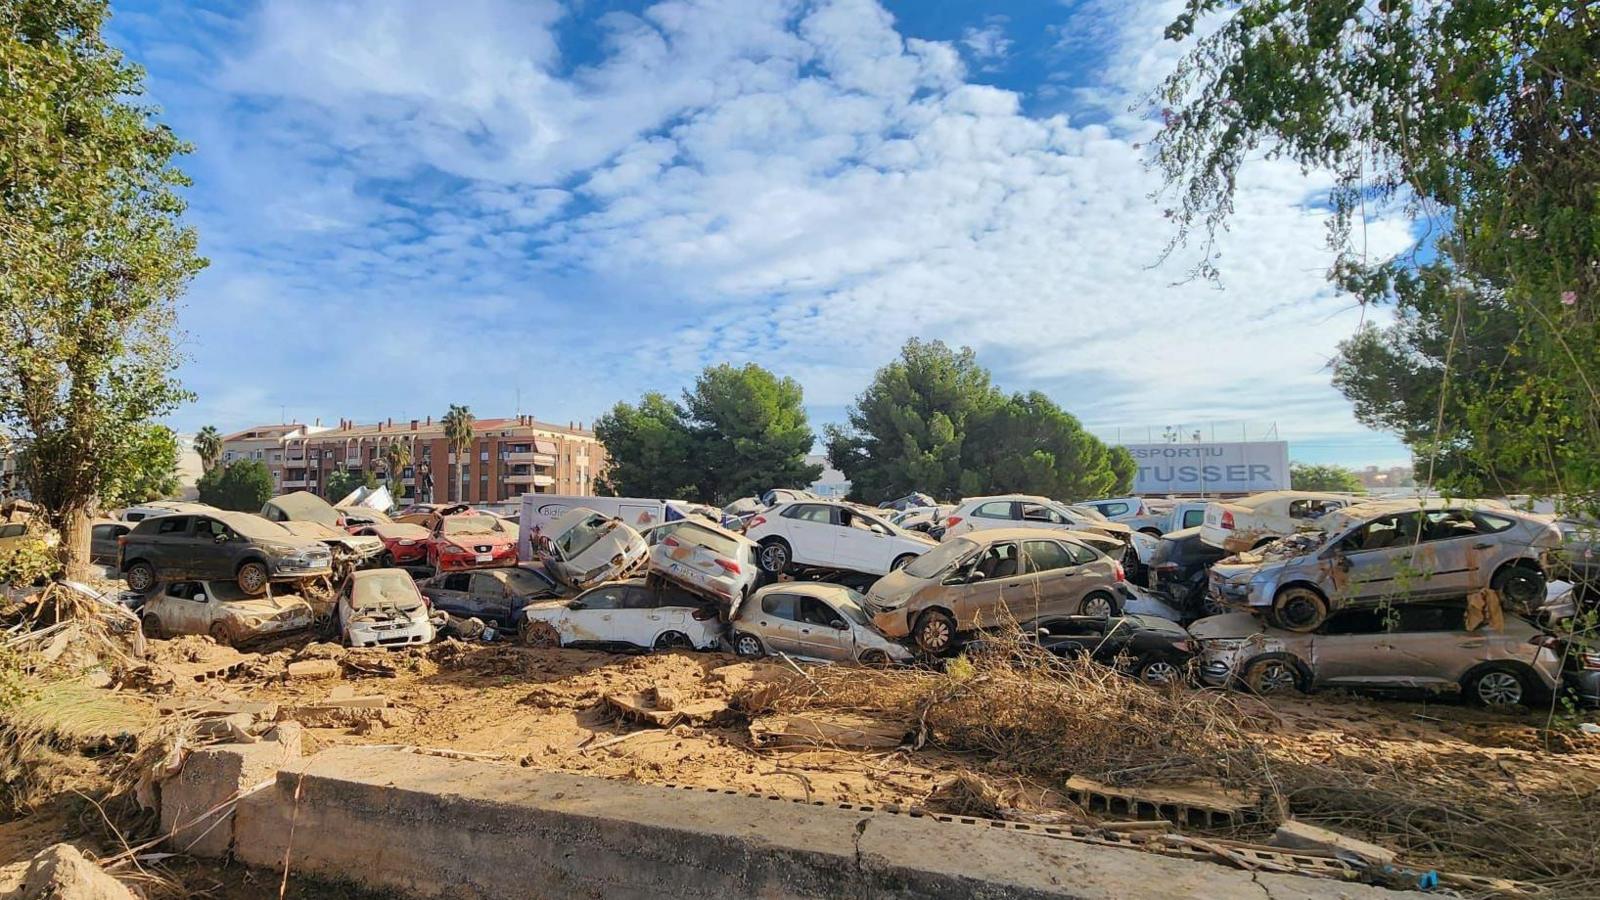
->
[[972, 501, 1015, 520], [502, 567, 554, 594], [798, 597, 842, 627], [1023, 540, 1076, 573], [1318, 608, 1391, 635], [556, 514, 612, 557], [673, 523, 741, 556], [1394, 604, 1465, 633], [760, 593, 799, 620], [1472, 513, 1516, 534], [165, 581, 199, 600], [621, 586, 658, 610], [469, 574, 504, 597], [1102, 502, 1129, 517], [785, 504, 834, 524], [1181, 508, 1205, 528], [576, 585, 628, 610], [1421, 510, 1483, 542], [1063, 541, 1101, 566], [1019, 503, 1065, 523], [1340, 512, 1424, 552], [1039, 617, 1104, 636], [441, 572, 471, 591], [1289, 499, 1342, 519], [902, 538, 977, 578], [197, 518, 230, 539], [156, 516, 191, 536], [973, 542, 1021, 579]]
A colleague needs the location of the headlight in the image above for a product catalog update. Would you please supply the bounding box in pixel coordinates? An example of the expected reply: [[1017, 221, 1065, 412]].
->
[[243, 616, 263, 628], [398, 539, 416, 546]]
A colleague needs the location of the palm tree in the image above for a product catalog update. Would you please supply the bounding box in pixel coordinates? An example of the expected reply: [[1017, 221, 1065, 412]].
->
[[383, 440, 412, 500], [441, 405, 475, 503], [193, 425, 222, 472]]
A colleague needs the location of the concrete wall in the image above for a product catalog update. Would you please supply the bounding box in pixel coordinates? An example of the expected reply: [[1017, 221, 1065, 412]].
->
[[173, 745, 1424, 900]]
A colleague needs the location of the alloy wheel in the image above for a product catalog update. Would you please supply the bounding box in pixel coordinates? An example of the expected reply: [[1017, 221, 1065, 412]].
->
[[1251, 660, 1298, 694], [1476, 671, 1523, 706], [735, 634, 763, 657], [1081, 594, 1113, 617], [760, 543, 788, 572], [1140, 660, 1180, 685]]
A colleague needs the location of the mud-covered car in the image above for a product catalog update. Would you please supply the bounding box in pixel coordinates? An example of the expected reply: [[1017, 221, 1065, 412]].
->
[[259, 491, 385, 578], [426, 513, 518, 572], [1191, 603, 1563, 708], [535, 507, 648, 591], [1208, 500, 1563, 632], [729, 582, 913, 665], [89, 519, 131, 565], [863, 528, 1125, 654], [1147, 526, 1229, 618], [118, 510, 333, 596], [518, 579, 719, 651], [138, 579, 313, 645], [419, 565, 562, 629], [1199, 491, 1356, 553], [966, 614, 1197, 685], [336, 568, 435, 649], [349, 521, 432, 567], [646, 518, 762, 606]]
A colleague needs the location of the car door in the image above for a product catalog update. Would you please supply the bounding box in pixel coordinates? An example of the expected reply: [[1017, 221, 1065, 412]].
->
[[752, 592, 806, 653], [423, 572, 474, 616], [90, 523, 129, 564], [1413, 509, 1501, 597], [1017, 502, 1063, 534], [157, 581, 210, 635], [1328, 512, 1427, 603], [833, 508, 887, 572], [1375, 604, 1478, 688], [468, 572, 513, 623], [782, 504, 839, 567], [564, 584, 628, 646], [192, 517, 242, 580], [150, 515, 199, 578], [1308, 608, 1401, 686], [1019, 539, 1093, 619], [794, 595, 855, 660], [954, 541, 1026, 629], [965, 500, 1019, 535]]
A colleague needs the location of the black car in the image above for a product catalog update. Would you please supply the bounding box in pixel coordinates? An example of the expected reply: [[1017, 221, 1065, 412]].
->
[[1147, 526, 1228, 619], [968, 615, 1197, 685], [418, 564, 563, 629]]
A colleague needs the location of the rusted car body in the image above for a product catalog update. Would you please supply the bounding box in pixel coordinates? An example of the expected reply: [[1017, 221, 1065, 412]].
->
[[138, 579, 313, 646]]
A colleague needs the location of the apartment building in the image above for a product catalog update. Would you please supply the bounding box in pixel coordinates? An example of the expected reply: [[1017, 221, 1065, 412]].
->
[[296, 415, 605, 503], [217, 423, 332, 494]]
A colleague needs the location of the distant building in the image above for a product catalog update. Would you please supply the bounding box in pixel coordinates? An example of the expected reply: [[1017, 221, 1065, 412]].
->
[[1356, 465, 1414, 489], [807, 455, 851, 499]]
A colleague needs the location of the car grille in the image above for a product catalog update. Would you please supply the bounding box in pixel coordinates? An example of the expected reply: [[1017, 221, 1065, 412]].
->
[[1203, 660, 1231, 681], [474, 545, 492, 553]]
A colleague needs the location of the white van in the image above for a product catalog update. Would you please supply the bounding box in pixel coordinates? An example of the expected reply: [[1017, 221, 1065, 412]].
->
[[518, 495, 716, 559]]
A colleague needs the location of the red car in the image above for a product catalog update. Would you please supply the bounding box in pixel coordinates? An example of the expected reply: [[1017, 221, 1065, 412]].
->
[[349, 522, 433, 567], [426, 513, 518, 572]]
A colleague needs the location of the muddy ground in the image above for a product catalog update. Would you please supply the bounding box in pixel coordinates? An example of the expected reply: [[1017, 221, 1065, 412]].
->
[[5, 632, 1600, 898]]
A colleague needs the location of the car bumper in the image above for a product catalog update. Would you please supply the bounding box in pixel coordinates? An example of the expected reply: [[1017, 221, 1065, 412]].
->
[[346, 618, 434, 648], [866, 606, 913, 638], [436, 547, 518, 571], [1563, 670, 1600, 707], [389, 544, 428, 564], [272, 559, 333, 578]]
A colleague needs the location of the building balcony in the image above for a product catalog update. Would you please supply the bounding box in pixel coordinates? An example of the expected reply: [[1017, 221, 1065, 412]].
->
[[504, 451, 557, 466], [281, 478, 309, 488], [504, 472, 556, 487]]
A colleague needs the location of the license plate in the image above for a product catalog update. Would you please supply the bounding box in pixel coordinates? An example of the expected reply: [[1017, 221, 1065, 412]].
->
[[476, 554, 493, 563]]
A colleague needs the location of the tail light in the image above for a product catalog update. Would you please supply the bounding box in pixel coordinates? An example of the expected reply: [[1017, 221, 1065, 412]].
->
[[946, 516, 963, 528], [663, 536, 680, 548], [1114, 562, 1126, 583], [748, 515, 767, 530], [1579, 652, 1600, 671], [716, 558, 741, 575], [691, 605, 718, 621], [1528, 634, 1562, 649], [1155, 562, 1180, 574], [1220, 510, 1235, 530]]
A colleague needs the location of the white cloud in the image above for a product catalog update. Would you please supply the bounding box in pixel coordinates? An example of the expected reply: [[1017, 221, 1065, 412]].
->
[[157, 0, 1409, 463]]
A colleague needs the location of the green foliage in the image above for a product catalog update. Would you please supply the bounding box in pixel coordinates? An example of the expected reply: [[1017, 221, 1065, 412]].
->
[[0, 0, 205, 573], [1289, 463, 1364, 494], [324, 468, 363, 502], [442, 405, 474, 502], [98, 423, 180, 508], [1155, 1, 1599, 511], [826, 340, 1133, 503], [195, 459, 273, 512], [596, 365, 822, 504], [0, 534, 55, 587], [192, 425, 221, 471], [383, 441, 411, 496]]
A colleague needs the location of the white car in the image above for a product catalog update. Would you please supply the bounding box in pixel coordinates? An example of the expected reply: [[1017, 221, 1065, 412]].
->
[[336, 568, 436, 649], [942, 495, 1156, 575], [518, 579, 722, 651], [645, 518, 762, 608], [1198, 491, 1356, 553], [890, 505, 953, 535], [138, 579, 313, 646], [743, 501, 936, 576], [1081, 497, 1150, 524], [535, 507, 650, 591]]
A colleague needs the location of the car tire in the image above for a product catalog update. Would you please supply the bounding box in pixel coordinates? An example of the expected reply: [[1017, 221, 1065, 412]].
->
[[732, 631, 765, 658], [1490, 563, 1546, 613], [140, 613, 163, 640], [124, 561, 156, 594], [758, 540, 791, 575], [1139, 528, 1162, 538], [1269, 586, 1328, 632], [653, 631, 692, 651], [1242, 654, 1308, 696], [519, 619, 560, 648], [859, 649, 891, 667], [208, 622, 233, 646], [1464, 664, 1532, 708], [890, 554, 916, 571], [912, 609, 957, 655], [1080, 591, 1119, 617], [236, 561, 270, 597], [1136, 656, 1183, 686], [380, 551, 396, 568]]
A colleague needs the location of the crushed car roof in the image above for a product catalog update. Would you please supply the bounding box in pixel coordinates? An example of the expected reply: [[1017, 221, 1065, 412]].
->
[[263, 491, 341, 526]]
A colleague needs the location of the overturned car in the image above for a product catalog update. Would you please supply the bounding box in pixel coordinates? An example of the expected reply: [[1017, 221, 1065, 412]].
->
[[535, 507, 649, 591]]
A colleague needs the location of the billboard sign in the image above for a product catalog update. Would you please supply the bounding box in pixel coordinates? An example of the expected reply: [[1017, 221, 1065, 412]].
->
[[1122, 441, 1290, 494]]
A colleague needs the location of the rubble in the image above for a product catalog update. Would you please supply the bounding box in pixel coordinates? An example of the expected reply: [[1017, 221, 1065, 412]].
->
[[748, 711, 909, 750], [9, 844, 135, 900], [285, 659, 340, 680], [1270, 820, 1398, 866]]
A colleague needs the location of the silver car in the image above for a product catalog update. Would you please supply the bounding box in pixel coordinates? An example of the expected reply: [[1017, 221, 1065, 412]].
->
[[644, 518, 761, 607], [535, 507, 649, 592], [1191, 604, 1562, 708], [1208, 500, 1562, 631], [731, 582, 914, 665]]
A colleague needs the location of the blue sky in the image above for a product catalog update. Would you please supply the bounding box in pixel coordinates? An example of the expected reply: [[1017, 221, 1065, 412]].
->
[[108, 0, 1414, 466]]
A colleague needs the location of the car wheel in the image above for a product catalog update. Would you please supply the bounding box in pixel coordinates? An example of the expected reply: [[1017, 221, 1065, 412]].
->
[[1269, 586, 1327, 632], [1242, 655, 1307, 696], [1137, 656, 1182, 686], [890, 554, 916, 571], [380, 551, 396, 568], [236, 561, 270, 597], [732, 631, 765, 658], [1491, 563, 1545, 613], [208, 622, 233, 646], [1080, 591, 1118, 617], [124, 561, 156, 594], [859, 649, 891, 667], [519, 619, 560, 648], [913, 610, 957, 655], [140, 613, 164, 640], [653, 631, 693, 651], [1465, 665, 1531, 708], [758, 540, 790, 574]]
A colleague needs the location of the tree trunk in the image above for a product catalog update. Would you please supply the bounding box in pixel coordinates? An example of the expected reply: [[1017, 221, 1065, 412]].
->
[[52, 503, 93, 581]]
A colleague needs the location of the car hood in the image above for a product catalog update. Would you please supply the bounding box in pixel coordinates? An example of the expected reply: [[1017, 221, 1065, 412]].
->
[[440, 531, 516, 551], [864, 567, 928, 609], [373, 523, 430, 541], [1187, 612, 1269, 641], [228, 594, 312, 617], [521, 598, 569, 622], [276, 521, 383, 554]]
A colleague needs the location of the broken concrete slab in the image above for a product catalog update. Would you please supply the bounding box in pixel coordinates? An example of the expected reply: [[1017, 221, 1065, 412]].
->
[[10, 844, 135, 900], [159, 725, 302, 858], [1064, 776, 1259, 828], [285, 659, 340, 680], [1272, 820, 1397, 865], [748, 711, 909, 749], [601, 691, 731, 728]]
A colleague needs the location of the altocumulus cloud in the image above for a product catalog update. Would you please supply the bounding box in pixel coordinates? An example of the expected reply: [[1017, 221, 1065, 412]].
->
[[113, 0, 1412, 462]]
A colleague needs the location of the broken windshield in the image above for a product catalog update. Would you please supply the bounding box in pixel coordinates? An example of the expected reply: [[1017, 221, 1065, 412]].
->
[[902, 538, 977, 578], [556, 514, 612, 558]]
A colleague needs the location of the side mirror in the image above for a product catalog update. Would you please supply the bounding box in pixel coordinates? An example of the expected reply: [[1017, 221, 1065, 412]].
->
[[1036, 628, 1051, 637], [213, 533, 228, 543], [831, 620, 848, 631], [194, 593, 207, 602], [967, 571, 987, 584]]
